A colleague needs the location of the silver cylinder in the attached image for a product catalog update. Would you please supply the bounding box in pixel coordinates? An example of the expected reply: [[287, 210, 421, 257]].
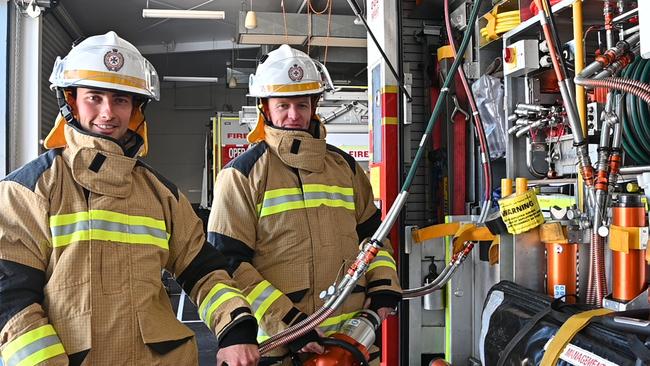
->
[[339, 309, 381, 350]]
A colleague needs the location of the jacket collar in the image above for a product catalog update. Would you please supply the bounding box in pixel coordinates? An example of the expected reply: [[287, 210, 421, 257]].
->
[[62, 123, 142, 198], [263, 121, 327, 173]]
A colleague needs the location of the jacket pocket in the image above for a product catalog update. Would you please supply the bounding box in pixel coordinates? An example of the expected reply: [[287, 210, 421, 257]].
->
[[136, 310, 198, 365], [101, 242, 129, 294]]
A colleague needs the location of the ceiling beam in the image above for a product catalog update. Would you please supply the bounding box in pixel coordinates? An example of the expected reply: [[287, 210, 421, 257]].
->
[[138, 40, 259, 55]]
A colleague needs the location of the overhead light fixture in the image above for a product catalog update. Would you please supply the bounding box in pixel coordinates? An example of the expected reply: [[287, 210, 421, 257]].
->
[[309, 36, 366, 48], [228, 77, 238, 88], [244, 0, 257, 29], [163, 76, 219, 83], [142, 9, 225, 20]]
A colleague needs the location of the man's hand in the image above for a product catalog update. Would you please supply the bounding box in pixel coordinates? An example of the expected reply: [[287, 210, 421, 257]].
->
[[363, 298, 395, 322], [216, 344, 259, 366], [375, 307, 394, 322], [299, 328, 325, 354]]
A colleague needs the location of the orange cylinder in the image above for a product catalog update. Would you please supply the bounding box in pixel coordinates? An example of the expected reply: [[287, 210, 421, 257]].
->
[[546, 242, 578, 303], [303, 334, 370, 366], [611, 195, 647, 302]]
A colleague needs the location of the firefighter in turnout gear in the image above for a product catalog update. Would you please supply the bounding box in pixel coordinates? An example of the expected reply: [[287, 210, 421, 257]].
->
[[0, 32, 259, 366], [208, 45, 402, 364]]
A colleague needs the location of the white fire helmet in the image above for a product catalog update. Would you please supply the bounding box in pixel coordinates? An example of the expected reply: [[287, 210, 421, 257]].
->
[[49, 31, 160, 100], [248, 44, 333, 98], [247, 45, 333, 142], [45, 31, 159, 155]]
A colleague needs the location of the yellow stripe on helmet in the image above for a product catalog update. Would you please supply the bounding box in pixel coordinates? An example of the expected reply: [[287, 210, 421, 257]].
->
[[64, 69, 147, 90], [261, 82, 322, 94]]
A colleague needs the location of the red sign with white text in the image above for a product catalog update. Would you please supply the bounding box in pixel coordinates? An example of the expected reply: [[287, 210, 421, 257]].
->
[[222, 144, 248, 166]]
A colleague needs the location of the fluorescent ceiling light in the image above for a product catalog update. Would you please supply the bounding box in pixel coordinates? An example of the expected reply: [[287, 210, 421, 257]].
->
[[239, 34, 307, 45], [142, 9, 225, 20], [309, 37, 366, 48], [163, 76, 219, 83]]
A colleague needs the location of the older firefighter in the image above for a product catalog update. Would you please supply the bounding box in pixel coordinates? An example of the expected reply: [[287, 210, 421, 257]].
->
[[0, 32, 259, 366], [208, 45, 401, 364]]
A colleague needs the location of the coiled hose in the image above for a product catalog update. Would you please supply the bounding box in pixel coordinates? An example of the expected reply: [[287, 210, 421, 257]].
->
[[620, 57, 650, 164]]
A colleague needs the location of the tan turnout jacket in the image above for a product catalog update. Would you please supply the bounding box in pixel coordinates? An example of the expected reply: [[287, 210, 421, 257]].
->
[[0, 124, 255, 366], [208, 122, 401, 360]]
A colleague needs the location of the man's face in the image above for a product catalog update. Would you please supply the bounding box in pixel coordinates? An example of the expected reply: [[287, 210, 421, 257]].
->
[[266, 96, 312, 130], [72, 88, 134, 141]]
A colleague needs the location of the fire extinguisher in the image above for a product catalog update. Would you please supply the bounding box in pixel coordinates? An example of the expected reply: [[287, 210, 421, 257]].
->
[[303, 310, 381, 366]]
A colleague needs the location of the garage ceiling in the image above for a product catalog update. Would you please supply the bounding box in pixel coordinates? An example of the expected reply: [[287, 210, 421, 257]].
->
[[53, 0, 369, 83]]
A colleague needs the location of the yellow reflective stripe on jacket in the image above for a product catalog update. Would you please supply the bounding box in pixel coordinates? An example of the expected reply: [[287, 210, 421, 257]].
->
[[257, 328, 271, 343], [2, 325, 65, 366], [367, 250, 397, 272], [246, 280, 283, 321], [259, 185, 355, 218], [199, 283, 246, 328], [318, 311, 359, 336], [50, 210, 169, 249]]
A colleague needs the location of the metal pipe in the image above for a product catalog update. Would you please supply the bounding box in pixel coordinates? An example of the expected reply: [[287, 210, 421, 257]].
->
[[612, 7, 637, 23], [372, 191, 408, 242], [604, 1, 616, 49], [620, 165, 650, 174], [516, 103, 550, 113], [526, 136, 546, 178], [623, 25, 639, 36]]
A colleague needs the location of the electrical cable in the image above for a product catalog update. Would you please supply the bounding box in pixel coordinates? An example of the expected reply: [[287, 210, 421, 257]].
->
[[444, 0, 492, 223]]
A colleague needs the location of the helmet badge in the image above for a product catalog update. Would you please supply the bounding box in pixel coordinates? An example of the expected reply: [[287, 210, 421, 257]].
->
[[288, 64, 304, 82], [104, 49, 124, 72]]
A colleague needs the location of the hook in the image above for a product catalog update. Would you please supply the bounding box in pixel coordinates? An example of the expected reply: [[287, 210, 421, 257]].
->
[[450, 95, 469, 123]]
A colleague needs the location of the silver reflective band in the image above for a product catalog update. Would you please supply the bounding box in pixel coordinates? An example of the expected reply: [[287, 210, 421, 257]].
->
[[262, 194, 304, 208], [201, 287, 238, 321], [49, 221, 89, 236], [251, 285, 277, 314], [50, 220, 167, 240], [303, 192, 354, 202]]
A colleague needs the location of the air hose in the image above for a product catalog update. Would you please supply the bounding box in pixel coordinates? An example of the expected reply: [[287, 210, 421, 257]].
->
[[258, 0, 484, 354]]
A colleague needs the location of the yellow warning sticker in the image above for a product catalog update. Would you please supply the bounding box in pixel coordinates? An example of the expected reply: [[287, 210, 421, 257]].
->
[[499, 190, 545, 234]]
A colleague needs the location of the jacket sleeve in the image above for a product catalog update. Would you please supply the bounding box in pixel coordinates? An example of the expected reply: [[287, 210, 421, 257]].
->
[[0, 181, 68, 365], [352, 163, 402, 311], [166, 191, 257, 347], [207, 167, 306, 345]]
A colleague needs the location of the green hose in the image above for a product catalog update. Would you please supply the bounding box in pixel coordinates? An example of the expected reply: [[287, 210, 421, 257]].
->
[[630, 59, 650, 154], [621, 57, 650, 164]]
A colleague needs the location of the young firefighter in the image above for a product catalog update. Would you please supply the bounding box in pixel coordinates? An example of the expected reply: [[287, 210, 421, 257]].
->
[[0, 32, 259, 366], [208, 45, 401, 364]]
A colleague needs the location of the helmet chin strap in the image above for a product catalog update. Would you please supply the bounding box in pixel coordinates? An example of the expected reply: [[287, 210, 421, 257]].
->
[[55, 88, 78, 125], [257, 99, 272, 126]]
